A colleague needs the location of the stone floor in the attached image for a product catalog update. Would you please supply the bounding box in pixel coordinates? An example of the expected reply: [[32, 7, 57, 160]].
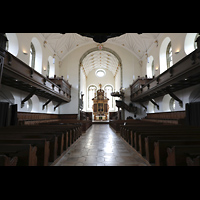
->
[[54, 124, 151, 166]]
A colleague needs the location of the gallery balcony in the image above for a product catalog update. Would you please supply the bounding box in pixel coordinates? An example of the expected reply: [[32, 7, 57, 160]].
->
[[130, 43, 200, 106], [1, 51, 71, 110]]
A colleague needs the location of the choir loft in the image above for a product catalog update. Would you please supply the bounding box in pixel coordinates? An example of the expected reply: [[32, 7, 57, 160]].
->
[[0, 33, 200, 166]]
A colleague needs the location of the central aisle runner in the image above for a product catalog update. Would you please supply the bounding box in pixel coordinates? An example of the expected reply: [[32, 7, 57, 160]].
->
[[54, 124, 150, 166]]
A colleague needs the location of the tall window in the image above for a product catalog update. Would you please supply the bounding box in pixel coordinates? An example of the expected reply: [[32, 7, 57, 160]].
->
[[88, 85, 97, 109], [47, 61, 50, 77], [169, 98, 176, 111], [29, 42, 36, 69], [104, 85, 113, 109], [151, 59, 155, 77], [194, 33, 200, 50], [166, 41, 173, 69]]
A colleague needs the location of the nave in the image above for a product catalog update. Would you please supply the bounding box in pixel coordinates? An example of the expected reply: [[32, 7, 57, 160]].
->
[[54, 124, 150, 166]]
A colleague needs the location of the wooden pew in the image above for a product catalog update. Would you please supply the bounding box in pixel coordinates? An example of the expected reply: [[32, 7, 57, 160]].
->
[[120, 123, 170, 147], [0, 144, 37, 166], [134, 125, 200, 153], [0, 132, 58, 162], [166, 145, 200, 166], [0, 120, 83, 166], [153, 137, 200, 165], [0, 123, 82, 163], [0, 125, 65, 155], [133, 125, 182, 151], [186, 155, 200, 166], [0, 138, 49, 166], [0, 155, 18, 166], [140, 129, 200, 156]]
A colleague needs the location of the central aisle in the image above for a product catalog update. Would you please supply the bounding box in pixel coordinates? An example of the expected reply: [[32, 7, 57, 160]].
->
[[54, 124, 150, 166]]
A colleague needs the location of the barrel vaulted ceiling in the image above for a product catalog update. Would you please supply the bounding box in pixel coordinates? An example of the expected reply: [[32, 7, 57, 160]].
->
[[39, 33, 160, 76]]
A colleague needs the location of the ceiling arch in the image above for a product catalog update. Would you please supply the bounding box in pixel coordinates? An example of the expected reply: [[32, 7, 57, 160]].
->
[[79, 46, 121, 77], [39, 33, 160, 60]]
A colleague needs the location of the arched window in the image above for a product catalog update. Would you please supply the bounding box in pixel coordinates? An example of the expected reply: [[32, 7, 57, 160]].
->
[[48, 56, 55, 78], [160, 37, 172, 73], [30, 37, 43, 74], [151, 60, 155, 77], [194, 33, 200, 50], [169, 98, 176, 111], [88, 85, 97, 109], [146, 56, 154, 78], [47, 61, 50, 77], [5, 33, 19, 56], [184, 33, 199, 55], [104, 85, 114, 110], [166, 41, 173, 69], [29, 42, 36, 69]]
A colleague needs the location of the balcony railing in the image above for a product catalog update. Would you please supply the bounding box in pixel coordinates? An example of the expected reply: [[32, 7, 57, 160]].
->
[[130, 44, 200, 103], [2, 51, 71, 110]]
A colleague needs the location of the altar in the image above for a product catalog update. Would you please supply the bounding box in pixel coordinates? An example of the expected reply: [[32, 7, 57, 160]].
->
[[92, 84, 109, 121]]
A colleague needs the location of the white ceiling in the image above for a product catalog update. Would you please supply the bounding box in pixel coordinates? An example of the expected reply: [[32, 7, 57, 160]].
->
[[81, 50, 119, 77], [40, 33, 160, 76]]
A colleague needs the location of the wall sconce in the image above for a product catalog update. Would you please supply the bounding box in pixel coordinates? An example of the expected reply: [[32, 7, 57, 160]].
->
[[155, 66, 159, 71], [43, 66, 46, 71], [175, 50, 180, 54], [23, 50, 28, 55]]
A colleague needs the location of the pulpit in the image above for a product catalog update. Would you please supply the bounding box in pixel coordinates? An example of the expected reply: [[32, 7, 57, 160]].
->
[[92, 84, 109, 121]]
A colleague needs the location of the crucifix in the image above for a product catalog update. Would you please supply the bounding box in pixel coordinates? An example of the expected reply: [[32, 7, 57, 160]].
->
[[99, 83, 102, 89]]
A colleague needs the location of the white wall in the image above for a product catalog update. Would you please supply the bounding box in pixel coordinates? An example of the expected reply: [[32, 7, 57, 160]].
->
[[2, 33, 59, 114], [2, 33, 198, 117], [59, 43, 97, 114], [140, 33, 199, 115], [59, 42, 141, 117]]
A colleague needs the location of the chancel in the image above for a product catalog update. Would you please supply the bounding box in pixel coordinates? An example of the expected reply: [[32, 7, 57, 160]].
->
[[1, 33, 200, 166], [92, 83, 109, 121]]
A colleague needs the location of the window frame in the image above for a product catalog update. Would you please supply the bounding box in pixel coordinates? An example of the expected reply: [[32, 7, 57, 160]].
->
[[29, 42, 36, 69], [166, 41, 173, 69]]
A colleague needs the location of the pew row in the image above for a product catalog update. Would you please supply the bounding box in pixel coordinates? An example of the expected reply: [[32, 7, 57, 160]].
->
[[0, 123, 82, 166], [0, 155, 18, 166], [119, 121, 200, 166], [167, 145, 200, 166], [0, 144, 37, 166]]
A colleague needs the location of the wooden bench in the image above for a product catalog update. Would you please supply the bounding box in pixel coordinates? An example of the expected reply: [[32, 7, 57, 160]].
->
[[140, 128, 200, 156], [0, 123, 82, 165], [132, 125, 198, 152], [186, 154, 200, 166], [0, 138, 49, 166], [120, 122, 168, 146], [0, 131, 58, 162], [143, 111, 186, 125], [0, 155, 18, 166], [166, 145, 200, 166], [133, 125, 180, 150], [153, 137, 200, 165], [0, 144, 37, 166]]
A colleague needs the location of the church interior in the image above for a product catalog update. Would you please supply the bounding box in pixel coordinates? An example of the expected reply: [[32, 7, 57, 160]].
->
[[0, 33, 200, 166]]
